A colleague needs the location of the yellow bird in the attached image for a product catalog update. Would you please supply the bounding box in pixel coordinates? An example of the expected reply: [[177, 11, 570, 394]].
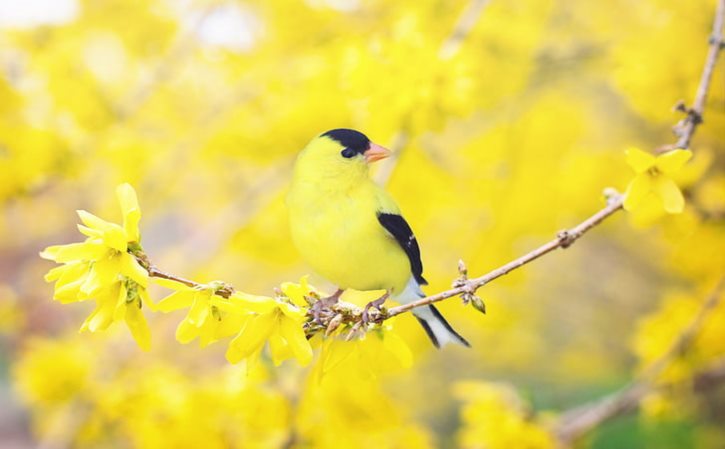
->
[[287, 128, 469, 348]]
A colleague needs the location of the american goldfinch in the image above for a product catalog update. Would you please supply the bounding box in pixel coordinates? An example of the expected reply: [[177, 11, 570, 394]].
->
[[287, 128, 469, 348]]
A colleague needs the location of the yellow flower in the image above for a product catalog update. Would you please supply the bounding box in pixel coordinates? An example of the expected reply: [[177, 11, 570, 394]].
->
[[623, 148, 692, 214], [279, 275, 317, 307], [40, 183, 151, 350], [225, 293, 312, 366], [154, 278, 244, 347], [314, 322, 413, 381]]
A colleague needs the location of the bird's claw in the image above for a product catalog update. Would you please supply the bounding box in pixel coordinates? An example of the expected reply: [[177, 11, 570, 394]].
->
[[361, 293, 389, 326], [311, 289, 344, 325]]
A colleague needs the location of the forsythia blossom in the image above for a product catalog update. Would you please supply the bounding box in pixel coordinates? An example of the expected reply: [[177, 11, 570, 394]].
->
[[40, 184, 152, 350], [623, 147, 692, 214], [225, 289, 313, 366]]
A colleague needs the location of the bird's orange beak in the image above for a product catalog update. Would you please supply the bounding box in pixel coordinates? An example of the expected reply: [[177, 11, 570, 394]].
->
[[364, 143, 391, 163]]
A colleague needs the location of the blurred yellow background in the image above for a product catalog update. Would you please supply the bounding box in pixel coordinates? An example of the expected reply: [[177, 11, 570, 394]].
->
[[1, 0, 723, 448]]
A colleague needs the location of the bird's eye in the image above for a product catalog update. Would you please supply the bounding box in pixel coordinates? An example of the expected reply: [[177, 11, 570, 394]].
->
[[341, 148, 356, 158]]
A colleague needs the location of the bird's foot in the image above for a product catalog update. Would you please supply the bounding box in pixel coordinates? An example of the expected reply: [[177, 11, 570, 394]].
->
[[361, 292, 389, 326], [312, 288, 344, 324]]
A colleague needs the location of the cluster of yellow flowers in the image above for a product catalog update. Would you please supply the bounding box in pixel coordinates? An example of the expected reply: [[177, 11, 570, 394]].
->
[[40, 184, 313, 366]]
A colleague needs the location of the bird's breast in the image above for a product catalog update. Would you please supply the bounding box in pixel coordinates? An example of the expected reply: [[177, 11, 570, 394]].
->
[[287, 181, 410, 293]]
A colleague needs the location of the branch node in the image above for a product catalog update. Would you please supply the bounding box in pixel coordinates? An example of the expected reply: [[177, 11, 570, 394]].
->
[[453, 261, 485, 313], [557, 230, 576, 249], [210, 281, 235, 298], [458, 259, 469, 277], [708, 35, 724, 48], [603, 188, 623, 206], [672, 100, 687, 113]]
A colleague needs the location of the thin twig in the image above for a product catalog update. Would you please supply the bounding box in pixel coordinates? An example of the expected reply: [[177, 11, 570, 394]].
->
[[553, 3, 725, 441], [556, 277, 725, 443], [668, 0, 725, 151], [131, 247, 235, 298], [386, 193, 624, 318]]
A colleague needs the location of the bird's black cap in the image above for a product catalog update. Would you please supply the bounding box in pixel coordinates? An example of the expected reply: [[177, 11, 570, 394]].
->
[[321, 128, 370, 154]]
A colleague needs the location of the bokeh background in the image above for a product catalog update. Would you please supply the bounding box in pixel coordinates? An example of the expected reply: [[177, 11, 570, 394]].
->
[[1, 0, 724, 448]]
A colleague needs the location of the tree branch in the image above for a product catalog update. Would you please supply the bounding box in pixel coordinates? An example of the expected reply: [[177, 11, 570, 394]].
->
[[556, 277, 725, 444], [131, 247, 235, 298], [552, 3, 725, 441], [386, 191, 624, 318], [667, 0, 725, 151]]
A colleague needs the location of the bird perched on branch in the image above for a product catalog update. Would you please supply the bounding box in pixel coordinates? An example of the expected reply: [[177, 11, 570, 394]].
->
[[287, 128, 469, 348]]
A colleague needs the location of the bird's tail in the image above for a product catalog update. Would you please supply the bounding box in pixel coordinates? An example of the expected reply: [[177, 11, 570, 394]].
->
[[413, 304, 470, 348], [396, 276, 470, 348]]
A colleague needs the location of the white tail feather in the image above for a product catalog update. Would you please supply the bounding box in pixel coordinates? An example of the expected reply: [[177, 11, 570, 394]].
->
[[394, 276, 470, 348]]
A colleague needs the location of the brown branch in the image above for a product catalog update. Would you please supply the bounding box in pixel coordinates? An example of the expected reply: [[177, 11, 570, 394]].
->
[[131, 247, 235, 298], [667, 0, 725, 151], [129, 191, 625, 331], [556, 277, 725, 444], [386, 192, 624, 318], [553, 3, 725, 441]]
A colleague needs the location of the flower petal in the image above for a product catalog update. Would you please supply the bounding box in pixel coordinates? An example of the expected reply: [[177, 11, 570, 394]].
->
[[268, 333, 293, 366], [77, 224, 103, 239], [76, 210, 114, 231], [77, 211, 127, 251], [279, 315, 313, 365], [81, 285, 122, 332], [138, 287, 155, 312], [41, 242, 108, 263], [277, 301, 306, 320], [176, 319, 198, 344], [155, 290, 195, 312], [151, 277, 195, 291], [117, 184, 141, 243], [229, 292, 278, 314], [225, 313, 276, 364], [80, 258, 120, 297], [125, 300, 151, 351], [625, 147, 656, 174], [187, 293, 211, 327], [280, 276, 314, 307], [655, 149, 692, 174], [623, 174, 652, 211], [654, 177, 685, 213], [45, 262, 83, 283], [119, 253, 148, 288], [54, 276, 88, 303], [198, 318, 221, 348]]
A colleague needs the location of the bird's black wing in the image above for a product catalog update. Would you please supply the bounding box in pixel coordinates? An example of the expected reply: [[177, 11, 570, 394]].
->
[[377, 212, 428, 285]]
